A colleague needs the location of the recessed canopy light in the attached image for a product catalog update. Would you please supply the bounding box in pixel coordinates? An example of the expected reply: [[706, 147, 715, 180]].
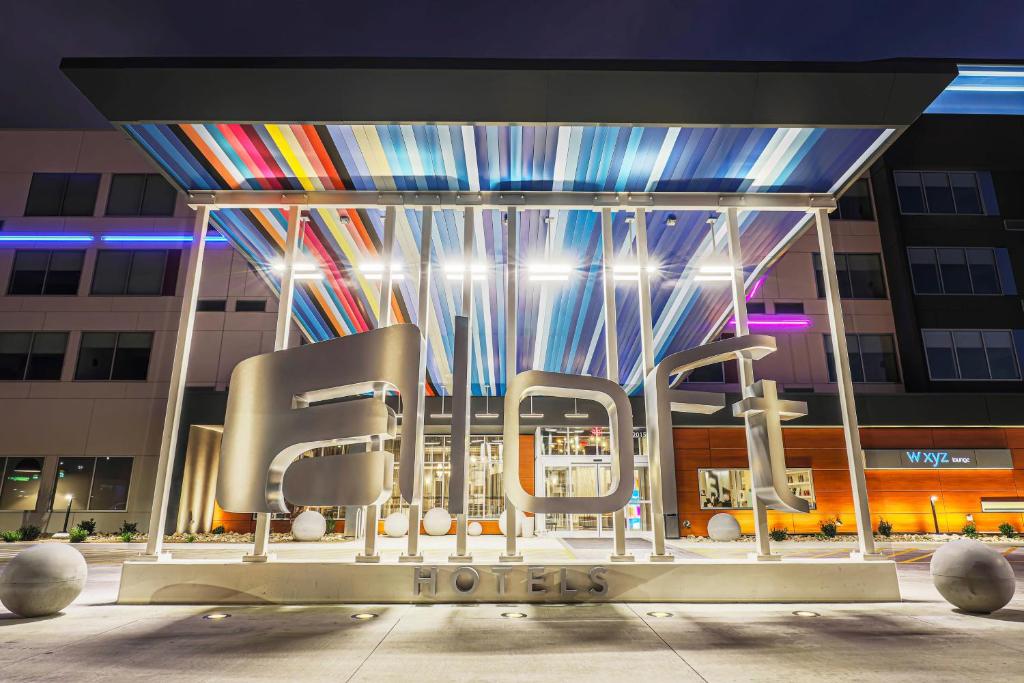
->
[[271, 259, 318, 273], [501, 611, 528, 619], [294, 272, 325, 281], [665, 214, 678, 227], [792, 610, 820, 618], [445, 263, 487, 281], [612, 264, 658, 281], [360, 261, 406, 281], [527, 262, 573, 282], [647, 611, 673, 618], [203, 613, 231, 620]]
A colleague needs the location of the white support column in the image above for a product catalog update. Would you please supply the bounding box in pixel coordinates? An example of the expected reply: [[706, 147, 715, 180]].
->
[[635, 209, 672, 562], [143, 206, 210, 559], [451, 208, 473, 562], [500, 208, 523, 562], [363, 206, 397, 562], [246, 206, 302, 563], [724, 208, 774, 560], [602, 209, 633, 562], [814, 208, 880, 559]]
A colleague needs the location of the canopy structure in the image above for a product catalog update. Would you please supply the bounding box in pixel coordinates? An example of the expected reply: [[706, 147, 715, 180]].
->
[[64, 58, 957, 395]]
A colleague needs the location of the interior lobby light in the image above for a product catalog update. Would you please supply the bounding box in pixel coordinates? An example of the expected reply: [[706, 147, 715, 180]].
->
[[527, 262, 573, 282], [444, 262, 487, 281]]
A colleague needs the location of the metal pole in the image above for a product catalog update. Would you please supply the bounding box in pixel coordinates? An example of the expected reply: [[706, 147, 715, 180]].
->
[[930, 496, 940, 534], [500, 208, 523, 562], [143, 206, 210, 559], [246, 206, 302, 563], [601, 209, 633, 562], [724, 208, 774, 560], [452, 208, 473, 562], [635, 209, 672, 561], [61, 496, 73, 533], [814, 208, 879, 559], [362, 207, 397, 562]]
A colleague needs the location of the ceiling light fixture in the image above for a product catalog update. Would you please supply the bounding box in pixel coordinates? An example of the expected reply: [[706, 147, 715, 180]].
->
[[444, 263, 487, 281], [612, 264, 658, 282], [528, 262, 573, 282], [271, 259, 318, 273], [564, 398, 589, 420], [360, 262, 406, 281], [430, 393, 452, 420], [475, 386, 499, 420], [520, 395, 544, 420]]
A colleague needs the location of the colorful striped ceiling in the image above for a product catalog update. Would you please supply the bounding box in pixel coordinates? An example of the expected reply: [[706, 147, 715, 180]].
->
[[926, 64, 1024, 116], [124, 122, 891, 395]]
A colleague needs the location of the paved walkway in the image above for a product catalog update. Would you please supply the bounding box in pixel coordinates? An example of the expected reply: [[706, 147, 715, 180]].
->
[[0, 537, 1021, 682]]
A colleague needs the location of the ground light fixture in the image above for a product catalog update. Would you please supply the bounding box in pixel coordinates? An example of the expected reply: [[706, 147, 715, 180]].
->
[[203, 613, 231, 620], [792, 610, 820, 618], [564, 398, 589, 420], [647, 611, 673, 618], [501, 612, 528, 619], [351, 613, 379, 621]]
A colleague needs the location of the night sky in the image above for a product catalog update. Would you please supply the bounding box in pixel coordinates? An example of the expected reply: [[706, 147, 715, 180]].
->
[[3, 0, 1023, 128]]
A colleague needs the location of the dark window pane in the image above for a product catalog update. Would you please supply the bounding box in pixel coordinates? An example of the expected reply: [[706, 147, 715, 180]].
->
[[924, 331, 958, 380], [835, 254, 853, 298], [823, 334, 865, 382], [235, 299, 267, 312], [8, 250, 49, 294], [909, 249, 941, 294], [952, 331, 988, 379], [141, 176, 177, 216], [125, 251, 167, 295], [52, 457, 93, 511], [197, 299, 227, 312], [43, 250, 83, 295], [860, 335, 899, 382], [774, 302, 804, 314], [983, 331, 1020, 380], [105, 174, 146, 216], [938, 249, 971, 294], [846, 254, 886, 298], [24, 173, 66, 216], [0, 458, 43, 511], [91, 251, 132, 294], [76, 332, 117, 380], [812, 253, 825, 297], [836, 179, 873, 220], [25, 332, 67, 380], [90, 457, 133, 510], [685, 363, 725, 383], [110, 332, 152, 380], [966, 249, 999, 294], [923, 172, 955, 214], [0, 332, 32, 380], [894, 172, 925, 213], [61, 174, 100, 216], [950, 173, 983, 214], [746, 302, 766, 314]]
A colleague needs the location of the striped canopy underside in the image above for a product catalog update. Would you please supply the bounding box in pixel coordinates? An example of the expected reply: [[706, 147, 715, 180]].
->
[[124, 123, 890, 395]]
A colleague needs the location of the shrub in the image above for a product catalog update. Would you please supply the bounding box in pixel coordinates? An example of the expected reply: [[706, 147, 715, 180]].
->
[[1, 530, 22, 543], [185, 534, 197, 543], [18, 525, 41, 541], [877, 519, 893, 537], [69, 526, 89, 543], [119, 531, 135, 543], [998, 522, 1017, 538], [769, 526, 789, 542], [324, 513, 337, 533], [961, 522, 979, 538], [211, 525, 226, 535], [78, 518, 97, 535], [118, 521, 138, 536], [819, 519, 838, 538]]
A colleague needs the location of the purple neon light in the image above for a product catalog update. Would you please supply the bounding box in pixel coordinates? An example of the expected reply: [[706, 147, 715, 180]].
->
[[746, 277, 765, 301], [726, 314, 812, 329]]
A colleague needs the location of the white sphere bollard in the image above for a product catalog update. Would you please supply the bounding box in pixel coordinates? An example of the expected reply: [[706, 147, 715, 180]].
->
[[423, 507, 453, 536], [930, 538, 1016, 614], [468, 521, 483, 536], [383, 512, 409, 538], [0, 544, 87, 617], [290, 510, 327, 542], [498, 508, 527, 537], [707, 513, 742, 541]]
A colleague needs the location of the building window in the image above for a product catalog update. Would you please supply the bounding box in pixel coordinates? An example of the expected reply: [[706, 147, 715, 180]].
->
[[773, 302, 805, 314], [746, 302, 766, 315], [923, 329, 1021, 381], [105, 174, 177, 216], [235, 299, 267, 312], [832, 178, 874, 220], [908, 247, 1014, 295], [75, 332, 152, 381], [894, 171, 984, 215], [683, 362, 725, 383], [197, 299, 227, 312], [698, 468, 815, 510], [50, 457, 132, 511], [813, 253, 887, 299], [0, 331, 68, 381], [824, 334, 900, 383], [91, 249, 179, 296], [24, 173, 100, 217], [8, 250, 84, 295], [0, 457, 43, 511]]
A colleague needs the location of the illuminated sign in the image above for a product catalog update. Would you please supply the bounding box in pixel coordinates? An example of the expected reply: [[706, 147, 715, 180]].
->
[[864, 449, 1013, 470]]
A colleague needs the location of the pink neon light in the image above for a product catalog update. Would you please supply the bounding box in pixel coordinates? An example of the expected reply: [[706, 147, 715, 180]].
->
[[726, 314, 812, 329], [746, 277, 765, 301]]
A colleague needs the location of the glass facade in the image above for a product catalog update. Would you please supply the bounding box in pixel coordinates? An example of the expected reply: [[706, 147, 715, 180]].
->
[[0, 457, 43, 511], [697, 468, 816, 510]]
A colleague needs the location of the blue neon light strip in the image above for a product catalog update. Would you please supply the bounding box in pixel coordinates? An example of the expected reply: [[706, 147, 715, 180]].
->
[[926, 64, 1024, 115], [101, 233, 228, 243], [0, 234, 94, 242], [0, 233, 228, 245]]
